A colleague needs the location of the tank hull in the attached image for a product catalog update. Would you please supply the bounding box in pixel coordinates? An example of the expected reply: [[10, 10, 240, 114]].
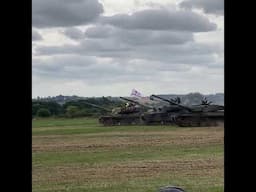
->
[[140, 112, 177, 125], [174, 111, 224, 127], [99, 115, 143, 126], [99, 111, 224, 127]]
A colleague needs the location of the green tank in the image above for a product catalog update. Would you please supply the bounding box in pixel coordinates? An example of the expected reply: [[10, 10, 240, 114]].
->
[[174, 97, 224, 127], [142, 95, 224, 127], [140, 95, 185, 125], [98, 97, 155, 126]]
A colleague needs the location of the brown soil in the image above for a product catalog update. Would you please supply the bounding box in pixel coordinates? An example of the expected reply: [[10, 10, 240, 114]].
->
[[33, 127, 223, 152], [33, 157, 223, 184]]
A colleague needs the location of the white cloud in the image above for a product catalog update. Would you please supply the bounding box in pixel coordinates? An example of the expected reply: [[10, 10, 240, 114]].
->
[[32, 0, 224, 97]]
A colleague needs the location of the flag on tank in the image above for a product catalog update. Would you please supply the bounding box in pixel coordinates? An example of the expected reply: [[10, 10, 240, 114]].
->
[[130, 89, 142, 98]]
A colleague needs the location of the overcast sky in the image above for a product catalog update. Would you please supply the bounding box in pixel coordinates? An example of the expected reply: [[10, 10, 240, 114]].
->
[[32, 0, 224, 98]]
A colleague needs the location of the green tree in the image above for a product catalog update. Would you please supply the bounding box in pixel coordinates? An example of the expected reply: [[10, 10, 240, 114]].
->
[[46, 101, 63, 116], [66, 106, 79, 118], [32, 101, 63, 117], [37, 108, 51, 117], [32, 103, 41, 116]]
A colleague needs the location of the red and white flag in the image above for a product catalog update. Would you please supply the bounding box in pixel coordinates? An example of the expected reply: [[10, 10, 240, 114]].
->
[[130, 89, 142, 98]]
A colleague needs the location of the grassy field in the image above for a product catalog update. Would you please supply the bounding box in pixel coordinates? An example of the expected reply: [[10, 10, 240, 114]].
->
[[32, 118, 224, 192]]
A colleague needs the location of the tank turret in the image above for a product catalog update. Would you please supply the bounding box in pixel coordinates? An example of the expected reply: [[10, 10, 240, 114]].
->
[[150, 95, 192, 112], [98, 97, 153, 126], [150, 94, 224, 113], [139, 95, 188, 125], [119, 97, 155, 110]]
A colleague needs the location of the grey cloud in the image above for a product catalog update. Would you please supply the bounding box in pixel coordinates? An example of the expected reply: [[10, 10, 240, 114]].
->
[[180, 0, 224, 15], [99, 8, 217, 32], [33, 55, 97, 79], [84, 25, 116, 38], [35, 37, 222, 57], [80, 39, 132, 52], [130, 43, 222, 66], [34, 44, 80, 55], [33, 53, 223, 87], [32, 29, 43, 41], [33, 55, 95, 70], [85, 25, 194, 45], [32, 0, 103, 28], [35, 40, 223, 69], [63, 27, 84, 40], [35, 38, 132, 56], [123, 59, 193, 72], [32, 0, 223, 96], [33, 56, 155, 83]]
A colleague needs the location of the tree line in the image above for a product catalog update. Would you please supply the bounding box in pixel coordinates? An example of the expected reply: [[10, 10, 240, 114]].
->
[[32, 97, 123, 118], [32, 93, 224, 118]]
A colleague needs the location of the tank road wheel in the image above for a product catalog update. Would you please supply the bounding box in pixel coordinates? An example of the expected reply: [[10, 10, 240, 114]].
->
[[112, 119, 121, 126], [199, 120, 213, 127], [187, 117, 200, 127], [175, 117, 187, 127], [145, 120, 152, 125], [175, 117, 199, 127], [199, 117, 218, 127], [103, 118, 114, 126], [141, 116, 150, 125], [129, 117, 140, 125]]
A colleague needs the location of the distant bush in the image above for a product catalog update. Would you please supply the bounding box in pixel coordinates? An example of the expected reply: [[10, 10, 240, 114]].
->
[[37, 108, 51, 117], [66, 106, 79, 118], [76, 109, 94, 117], [32, 98, 122, 118], [32, 101, 63, 116]]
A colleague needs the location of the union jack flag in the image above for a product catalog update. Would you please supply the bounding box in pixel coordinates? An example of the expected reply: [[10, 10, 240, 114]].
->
[[130, 89, 142, 97]]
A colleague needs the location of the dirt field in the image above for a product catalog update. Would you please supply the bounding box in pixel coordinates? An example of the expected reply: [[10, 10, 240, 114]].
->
[[32, 118, 224, 192]]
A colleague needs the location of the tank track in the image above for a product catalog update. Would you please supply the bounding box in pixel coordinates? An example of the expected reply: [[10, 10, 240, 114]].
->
[[99, 112, 224, 127], [140, 112, 177, 125], [99, 115, 142, 126], [174, 112, 224, 127]]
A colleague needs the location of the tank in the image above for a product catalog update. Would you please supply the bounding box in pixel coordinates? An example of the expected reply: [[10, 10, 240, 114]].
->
[[174, 97, 224, 127], [140, 95, 186, 125], [98, 97, 154, 126], [147, 95, 224, 127]]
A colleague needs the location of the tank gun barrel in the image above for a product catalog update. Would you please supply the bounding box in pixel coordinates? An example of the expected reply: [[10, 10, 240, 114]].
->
[[150, 95, 192, 112], [81, 100, 112, 112], [151, 95, 176, 105]]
